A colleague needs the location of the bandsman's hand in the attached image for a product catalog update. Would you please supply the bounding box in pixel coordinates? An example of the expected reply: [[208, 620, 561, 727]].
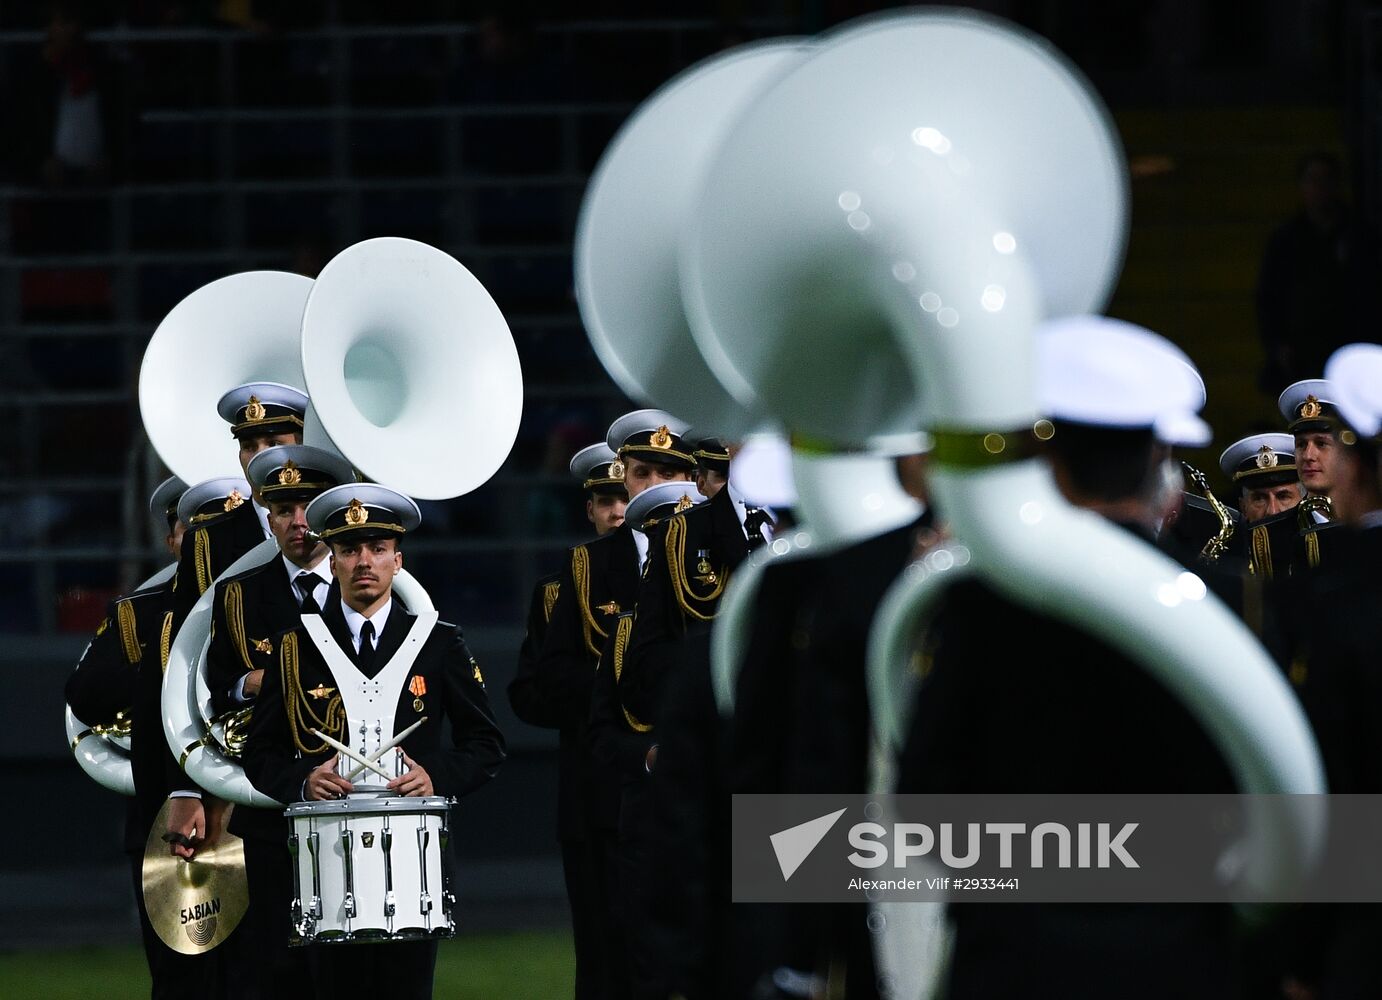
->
[[306, 754, 354, 801], [387, 750, 433, 797], [167, 796, 204, 860], [242, 669, 265, 698]]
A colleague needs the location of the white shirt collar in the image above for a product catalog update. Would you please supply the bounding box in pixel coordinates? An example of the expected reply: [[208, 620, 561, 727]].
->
[[283, 551, 332, 602], [631, 526, 649, 572], [725, 480, 773, 541], [252, 499, 272, 539], [340, 597, 393, 653]]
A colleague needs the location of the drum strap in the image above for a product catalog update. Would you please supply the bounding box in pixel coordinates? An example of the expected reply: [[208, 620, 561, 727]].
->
[[300, 611, 438, 750]]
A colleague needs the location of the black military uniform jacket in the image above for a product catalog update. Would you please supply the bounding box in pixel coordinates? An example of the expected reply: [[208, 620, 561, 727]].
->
[[534, 525, 641, 836], [66, 580, 179, 854], [618, 485, 750, 725], [206, 556, 303, 717], [896, 521, 1239, 1000], [506, 571, 564, 729], [172, 500, 268, 629], [241, 583, 505, 839]]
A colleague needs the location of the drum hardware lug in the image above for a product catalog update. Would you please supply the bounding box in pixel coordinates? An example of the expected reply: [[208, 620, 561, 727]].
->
[[341, 828, 357, 919], [382, 826, 396, 917], [417, 826, 432, 917], [307, 830, 323, 920]]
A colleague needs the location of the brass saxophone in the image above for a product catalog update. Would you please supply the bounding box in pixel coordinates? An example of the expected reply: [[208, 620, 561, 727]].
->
[[1297, 492, 1333, 529], [1182, 462, 1235, 564]]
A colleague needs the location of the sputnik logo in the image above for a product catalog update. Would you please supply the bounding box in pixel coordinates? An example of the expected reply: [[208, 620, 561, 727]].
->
[[769, 808, 847, 881]]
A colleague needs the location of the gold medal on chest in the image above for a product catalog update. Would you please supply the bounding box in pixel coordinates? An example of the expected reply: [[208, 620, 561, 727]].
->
[[695, 549, 717, 586]]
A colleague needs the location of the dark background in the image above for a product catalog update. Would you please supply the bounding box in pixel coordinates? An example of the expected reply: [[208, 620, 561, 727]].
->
[[1, 0, 1378, 948]]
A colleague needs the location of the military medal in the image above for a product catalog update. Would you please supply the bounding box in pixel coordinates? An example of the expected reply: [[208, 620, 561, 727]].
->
[[409, 675, 426, 711], [695, 549, 717, 586]]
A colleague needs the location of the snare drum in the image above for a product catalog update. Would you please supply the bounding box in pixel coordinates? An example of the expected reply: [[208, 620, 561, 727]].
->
[[285, 795, 455, 944]]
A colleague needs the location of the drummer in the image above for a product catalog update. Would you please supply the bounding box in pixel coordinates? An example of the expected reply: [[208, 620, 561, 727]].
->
[[242, 484, 505, 999]]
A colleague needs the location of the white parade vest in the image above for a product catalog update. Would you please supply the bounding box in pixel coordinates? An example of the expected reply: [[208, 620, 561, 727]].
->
[[301, 610, 438, 790]]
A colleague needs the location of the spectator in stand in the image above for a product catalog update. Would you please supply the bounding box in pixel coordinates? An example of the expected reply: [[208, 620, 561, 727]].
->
[[1255, 151, 1382, 394]]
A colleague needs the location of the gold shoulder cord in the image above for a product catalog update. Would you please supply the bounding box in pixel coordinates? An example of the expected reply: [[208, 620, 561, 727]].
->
[[280, 633, 344, 755], [665, 516, 728, 622], [159, 611, 174, 674], [116, 600, 142, 664], [1250, 524, 1273, 580], [542, 579, 561, 623], [1306, 531, 1321, 569], [610, 614, 651, 733], [572, 545, 608, 657], [224, 581, 257, 672], [194, 529, 213, 595]]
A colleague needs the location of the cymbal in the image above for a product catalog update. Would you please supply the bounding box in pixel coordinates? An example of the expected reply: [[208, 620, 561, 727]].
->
[[141, 799, 249, 955]]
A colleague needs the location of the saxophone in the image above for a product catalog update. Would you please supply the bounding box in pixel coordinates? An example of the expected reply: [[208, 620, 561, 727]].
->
[[1297, 492, 1333, 529], [1182, 462, 1235, 564]]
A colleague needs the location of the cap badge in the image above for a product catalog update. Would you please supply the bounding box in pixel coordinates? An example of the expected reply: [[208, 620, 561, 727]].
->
[[344, 499, 369, 526], [650, 425, 673, 450], [223, 489, 245, 512], [675, 493, 694, 513], [609, 459, 626, 481], [277, 459, 302, 486], [1255, 445, 1279, 469], [1300, 395, 1322, 419], [244, 395, 266, 421]]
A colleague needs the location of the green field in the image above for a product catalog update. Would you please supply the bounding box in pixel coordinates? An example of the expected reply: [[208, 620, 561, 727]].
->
[[0, 929, 575, 1000]]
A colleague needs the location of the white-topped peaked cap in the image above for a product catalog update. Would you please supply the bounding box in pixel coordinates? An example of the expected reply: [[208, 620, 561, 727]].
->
[[625, 480, 707, 527], [1036, 316, 1211, 447], [1218, 433, 1298, 485], [215, 381, 310, 435], [149, 475, 189, 522], [306, 483, 421, 542], [177, 476, 254, 526], [568, 442, 619, 481], [605, 406, 691, 453], [1277, 378, 1340, 433], [246, 444, 357, 497], [1325, 344, 1382, 439]]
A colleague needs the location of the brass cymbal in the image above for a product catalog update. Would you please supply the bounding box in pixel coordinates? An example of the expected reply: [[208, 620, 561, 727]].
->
[[141, 798, 248, 955]]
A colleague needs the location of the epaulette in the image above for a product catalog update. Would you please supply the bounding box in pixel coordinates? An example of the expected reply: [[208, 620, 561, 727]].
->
[[662, 514, 729, 623], [609, 612, 651, 733], [116, 598, 142, 664], [542, 579, 561, 623]]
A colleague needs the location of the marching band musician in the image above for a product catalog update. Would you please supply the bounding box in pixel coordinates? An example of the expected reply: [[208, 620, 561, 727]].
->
[[66, 477, 211, 998], [1216, 433, 1302, 585], [532, 410, 694, 1000], [1269, 349, 1382, 995], [690, 437, 731, 499], [165, 382, 308, 863], [1277, 380, 1346, 573], [242, 484, 505, 1000], [202, 445, 354, 1000], [728, 451, 934, 999], [614, 437, 776, 1000], [507, 441, 627, 1000], [896, 318, 1239, 1000]]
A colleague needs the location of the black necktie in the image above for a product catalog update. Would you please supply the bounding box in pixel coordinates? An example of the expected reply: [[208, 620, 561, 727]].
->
[[295, 573, 320, 614], [358, 620, 377, 674], [744, 506, 771, 550]]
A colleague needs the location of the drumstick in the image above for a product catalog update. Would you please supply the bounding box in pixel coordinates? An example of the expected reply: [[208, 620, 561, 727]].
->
[[310, 729, 393, 780], [344, 717, 428, 781]]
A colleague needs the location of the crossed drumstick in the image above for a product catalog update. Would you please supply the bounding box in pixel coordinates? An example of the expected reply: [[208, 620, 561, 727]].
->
[[310, 717, 428, 782]]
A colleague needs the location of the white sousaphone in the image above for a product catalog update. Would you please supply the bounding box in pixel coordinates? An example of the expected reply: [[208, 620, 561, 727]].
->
[[66, 561, 178, 795], [674, 7, 1322, 909], [573, 38, 929, 722], [68, 271, 313, 796], [164, 238, 523, 805]]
